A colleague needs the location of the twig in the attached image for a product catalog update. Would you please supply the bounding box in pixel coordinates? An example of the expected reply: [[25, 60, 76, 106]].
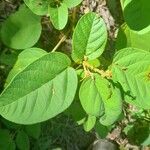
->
[[51, 34, 67, 52], [82, 60, 112, 78]]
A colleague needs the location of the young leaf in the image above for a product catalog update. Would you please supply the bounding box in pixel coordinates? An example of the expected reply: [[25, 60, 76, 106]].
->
[[0, 5, 42, 49], [25, 124, 41, 139], [116, 23, 150, 51], [83, 115, 96, 132], [23, 0, 48, 15], [48, 3, 68, 30], [112, 47, 150, 109], [79, 74, 105, 117], [0, 52, 78, 124], [88, 58, 101, 68], [63, 0, 82, 8], [72, 12, 107, 62], [99, 84, 122, 126], [122, 0, 150, 32], [16, 130, 30, 150]]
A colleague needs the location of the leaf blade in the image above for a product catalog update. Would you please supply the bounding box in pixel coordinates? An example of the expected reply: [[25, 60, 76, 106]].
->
[[63, 0, 82, 8], [72, 12, 107, 62], [0, 52, 78, 124], [123, 0, 150, 32], [16, 131, 30, 150], [79, 75, 105, 117], [23, 0, 48, 15], [112, 48, 150, 109], [0, 5, 42, 49], [48, 3, 68, 30]]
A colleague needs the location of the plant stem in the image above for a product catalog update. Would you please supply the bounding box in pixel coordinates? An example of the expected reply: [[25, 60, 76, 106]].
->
[[72, 7, 77, 29], [83, 61, 112, 78], [51, 7, 77, 53], [51, 34, 67, 52]]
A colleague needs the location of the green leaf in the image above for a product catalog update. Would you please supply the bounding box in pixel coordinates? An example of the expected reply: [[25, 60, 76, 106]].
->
[[63, 0, 82, 8], [123, 124, 134, 135], [83, 115, 96, 132], [5, 48, 47, 86], [64, 100, 86, 122], [123, 122, 150, 146], [0, 52, 78, 124], [79, 74, 122, 126], [79, 74, 106, 117], [142, 134, 150, 146], [16, 130, 30, 150], [0, 129, 16, 150], [116, 23, 150, 51], [99, 83, 122, 126], [112, 47, 150, 109], [1, 51, 70, 105], [72, 12, 107, 62], [76, 69, 84, 80], [77, 117, 86, 125], [48, 3, 68, 30], [120, 0, 125, 7], [106, 0, 120, 23], [95, 122, 111, 138], [0, 5, 42, 49], [88, 58, 101, 68], [23, 0, 48, 15], [25, 124, 41, 139], [123, 0, 150, 32]]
